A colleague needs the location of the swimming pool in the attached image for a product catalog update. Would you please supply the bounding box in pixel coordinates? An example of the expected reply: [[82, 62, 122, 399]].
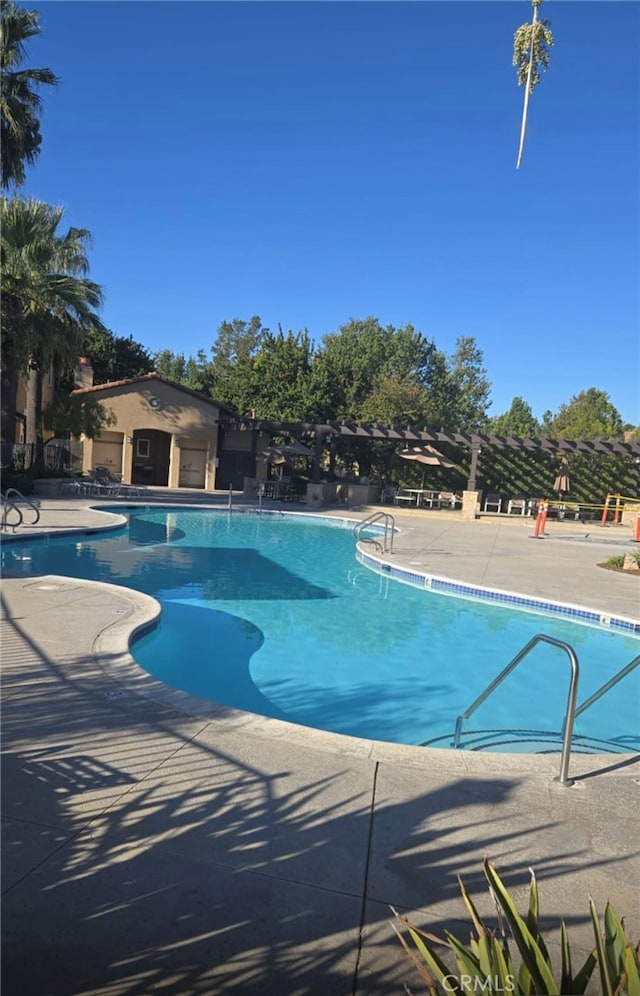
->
[[3, 508, 639, 751]]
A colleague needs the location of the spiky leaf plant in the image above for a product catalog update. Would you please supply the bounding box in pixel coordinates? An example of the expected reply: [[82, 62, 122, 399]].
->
[[392, 859, 640, 995]]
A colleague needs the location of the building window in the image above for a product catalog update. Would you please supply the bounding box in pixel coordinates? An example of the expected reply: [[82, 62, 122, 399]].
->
[[136, 438, 150, 459]]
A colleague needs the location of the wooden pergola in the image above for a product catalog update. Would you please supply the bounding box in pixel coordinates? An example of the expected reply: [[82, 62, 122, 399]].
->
[[223, 417, 640, 491]]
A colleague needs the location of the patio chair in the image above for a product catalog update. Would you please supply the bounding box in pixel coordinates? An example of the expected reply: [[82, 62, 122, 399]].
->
[[393, 489, 416, 507], [91, 467, 125, 496], [439, 491, 462, 510], [381, 484, 397, 505], [59, 479, 87, 496], [420, 491, 441, 509], [117, 483, 145, 497], [483, 493, 502, 514], [93, 465, 121, 482], [507, 497, 527, 516], [557, 502, 582, 521]]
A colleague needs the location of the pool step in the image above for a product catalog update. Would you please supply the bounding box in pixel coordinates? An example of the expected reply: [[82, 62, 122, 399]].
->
[[420, 729, 634, 754]]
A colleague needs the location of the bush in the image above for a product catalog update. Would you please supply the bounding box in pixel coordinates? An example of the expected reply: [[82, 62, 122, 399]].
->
[[1, 466, 35, 494]]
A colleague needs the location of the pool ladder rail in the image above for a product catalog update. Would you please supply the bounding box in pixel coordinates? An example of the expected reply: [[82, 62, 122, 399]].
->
[[427, 636, 639, 787], [1, 489, 41, 531], [352, 511, 395, 554]]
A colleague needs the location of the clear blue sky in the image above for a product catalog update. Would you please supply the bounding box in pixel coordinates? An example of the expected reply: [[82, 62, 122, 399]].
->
[[24, 1, 639, 425]]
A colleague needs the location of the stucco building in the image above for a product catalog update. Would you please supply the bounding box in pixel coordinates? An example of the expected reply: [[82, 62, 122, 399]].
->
[[71, 360, 257, 491]]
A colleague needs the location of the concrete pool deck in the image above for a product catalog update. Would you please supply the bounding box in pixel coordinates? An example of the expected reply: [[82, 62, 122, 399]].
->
[[1, 494, 639, 995]]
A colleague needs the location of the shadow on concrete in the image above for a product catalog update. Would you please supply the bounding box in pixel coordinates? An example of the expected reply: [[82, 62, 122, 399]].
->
[[1, 594, 635, 996]]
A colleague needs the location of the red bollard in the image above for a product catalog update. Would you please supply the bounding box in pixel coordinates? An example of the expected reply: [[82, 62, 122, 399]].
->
[[600, 493, 610, 526], [635, 514, 640, 543], [540, 501, 548, 535], [533, 502, 548, 538], [613, 495, 621, 525]]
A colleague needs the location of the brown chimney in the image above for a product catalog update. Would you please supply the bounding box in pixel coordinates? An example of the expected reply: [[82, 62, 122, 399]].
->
[[75, 357, 94, 389]]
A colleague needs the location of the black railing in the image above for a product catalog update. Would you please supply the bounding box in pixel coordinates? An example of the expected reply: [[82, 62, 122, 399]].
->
[[1, 439, 72, 472]]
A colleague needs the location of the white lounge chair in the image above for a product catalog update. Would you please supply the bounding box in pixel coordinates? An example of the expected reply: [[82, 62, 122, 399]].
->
[[507, 497, 527, 516]]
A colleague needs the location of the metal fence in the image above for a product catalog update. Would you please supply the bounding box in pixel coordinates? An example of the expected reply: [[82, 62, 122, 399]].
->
[[1, 438, 78, 472]]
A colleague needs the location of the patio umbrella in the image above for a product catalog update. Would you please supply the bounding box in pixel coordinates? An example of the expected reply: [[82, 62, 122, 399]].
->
[[266, 441, 314, 461], [399, 445, 457, 487], [553, 455, 571, 496]]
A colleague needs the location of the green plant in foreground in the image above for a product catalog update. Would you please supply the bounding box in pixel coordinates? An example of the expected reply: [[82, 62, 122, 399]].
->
[[604, 551, 640, 570], [606, 555, 626, 569], [392, 859, 640, 995]]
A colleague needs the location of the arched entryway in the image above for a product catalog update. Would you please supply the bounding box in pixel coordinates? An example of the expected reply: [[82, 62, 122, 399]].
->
[[132, 429, 171, 486]]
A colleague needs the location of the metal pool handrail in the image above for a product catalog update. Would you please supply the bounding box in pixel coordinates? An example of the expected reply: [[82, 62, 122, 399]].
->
[[568, 654, 640, 729], [1, 495, 23, 531], [453, 634, 580, 787], [352, 511, 395, 553], [4, 488, 40, 525]]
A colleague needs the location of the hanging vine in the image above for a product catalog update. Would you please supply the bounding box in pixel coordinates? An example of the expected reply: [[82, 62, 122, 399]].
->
[[513, 0, 554, 169]]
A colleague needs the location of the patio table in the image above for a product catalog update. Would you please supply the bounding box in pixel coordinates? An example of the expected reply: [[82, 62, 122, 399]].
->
[[393, 489, 418, 507], [403, 489, 441, 508]]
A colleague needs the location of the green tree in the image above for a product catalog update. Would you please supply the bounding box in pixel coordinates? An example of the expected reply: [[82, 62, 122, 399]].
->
[[251, 328, 319, 421], [430, 336, 492, 432], [153, 349, 187, 384], [316, 317, 436, 422], [207, 315, 265, 413], [311, 317, 439, 478], [1, 197, 104, 463], [183, 352, 210, 392], [544, 388, 624, 440], [540, 390, 632, 506], [152, 347, 209, 391], [82, 328, 153, 385], [0, 1, 58, 188], [513, 0, 553, 169], [359, 377, 426, 426], [42, 387, 115, 440], [488, 396, 541, 436]]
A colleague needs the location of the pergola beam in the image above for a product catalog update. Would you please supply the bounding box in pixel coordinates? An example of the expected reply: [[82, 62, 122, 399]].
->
[[226, 418, 640, 458]]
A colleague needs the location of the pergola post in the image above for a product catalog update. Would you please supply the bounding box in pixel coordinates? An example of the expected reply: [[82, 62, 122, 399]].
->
[[467, 440, 482, 492], [311, 432, 324, 484]]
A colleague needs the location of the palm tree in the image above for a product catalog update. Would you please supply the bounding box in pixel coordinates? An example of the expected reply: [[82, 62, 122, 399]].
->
[[513, 0, 553, 169], [1, 0, 58, 188], [1, 197, 105, 463]]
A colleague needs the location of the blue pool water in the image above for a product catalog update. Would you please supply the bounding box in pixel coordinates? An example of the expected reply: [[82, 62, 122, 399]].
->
[[3, 508, 639, 751]]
